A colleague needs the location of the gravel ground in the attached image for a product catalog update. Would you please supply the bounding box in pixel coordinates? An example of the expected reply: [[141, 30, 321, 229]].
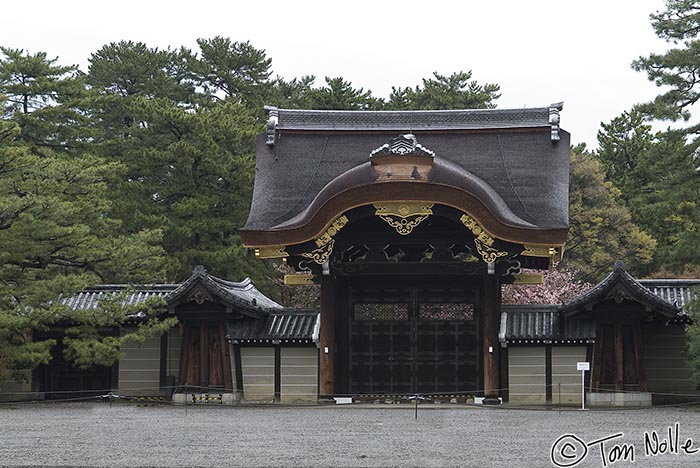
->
[[1, 402, 700, 468]]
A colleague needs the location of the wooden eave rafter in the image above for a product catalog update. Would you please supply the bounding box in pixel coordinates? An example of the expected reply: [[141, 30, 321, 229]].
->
[[248, 200, 564, 271]]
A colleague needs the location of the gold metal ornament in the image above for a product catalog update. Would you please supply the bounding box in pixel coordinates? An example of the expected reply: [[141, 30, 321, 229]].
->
[[522, 245, 559, 258], [283, 274, 318, 285], [315, 215, 349, 248], [301, 239, 335, 264], [374, 202, 434, 235], [254, 246, 288, 259], [474, 238, 509, 264], [512, 273, 545, 285], [459, 214, 496, 246]]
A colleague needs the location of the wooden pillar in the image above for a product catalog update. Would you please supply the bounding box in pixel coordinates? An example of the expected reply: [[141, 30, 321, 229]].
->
[[200, 326, 209, 390], [614, 324, 624, 392], [482, 274, 500, 404], [319, 276, 336, 397], [178, 325, 191, 391]]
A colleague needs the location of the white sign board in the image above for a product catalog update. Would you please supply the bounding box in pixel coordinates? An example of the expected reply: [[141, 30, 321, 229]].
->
[[577, 361, 590, 371]]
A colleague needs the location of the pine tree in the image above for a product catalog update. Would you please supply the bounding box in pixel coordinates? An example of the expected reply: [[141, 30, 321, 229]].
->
[[0, 92, 169, 378], [386, 71, 500, 110], [563, 145, 657, 281], [0, 47, 88, 150]]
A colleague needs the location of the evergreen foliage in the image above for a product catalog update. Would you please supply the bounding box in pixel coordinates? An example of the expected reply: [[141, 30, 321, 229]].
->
[[596, 0, 700, 275], [564, 145, 657, 281], [2, 21, 695, 378], [686, 287, 700, 384], [387, 71, 500, 110], [0, 47, 88, 149], [0, 123, 169, 379], [63, 294, 177, 369]]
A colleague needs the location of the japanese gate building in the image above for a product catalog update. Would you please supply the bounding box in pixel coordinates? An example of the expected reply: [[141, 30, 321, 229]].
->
[[240, 105, 571, 403]]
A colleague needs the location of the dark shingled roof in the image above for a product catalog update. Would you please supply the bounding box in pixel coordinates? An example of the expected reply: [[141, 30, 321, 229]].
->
[[227, 310, 319, 342], [60, 267, 281, 314], [243, 106, 570, 242], [59, 267, 318, 342], [500, 305, 596, 342], [59, 285, 176, 310], [500, 265, 695, 344], [166, 265, 281, 314], [639, 279, 699, 312], [560, 261, 681, 318]]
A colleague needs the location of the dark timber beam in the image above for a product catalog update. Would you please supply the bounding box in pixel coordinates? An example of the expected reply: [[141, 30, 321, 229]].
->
[[482, 274, 501, 404], [319, 276, 336, 398]]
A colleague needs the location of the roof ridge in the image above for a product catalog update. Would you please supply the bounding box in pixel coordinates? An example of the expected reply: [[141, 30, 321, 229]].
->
[[80, 284, 178, 291], [560, 262, 680, 317], [270, 105, 561, 134], [639, 278, 700, 283], [274, 106, 551, 114], [209, 275, 253, 289]]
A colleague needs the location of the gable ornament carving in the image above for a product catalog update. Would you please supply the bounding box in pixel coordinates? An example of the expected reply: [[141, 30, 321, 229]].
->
[[374, 202, 434, 235], [370, 134, 435, 158]]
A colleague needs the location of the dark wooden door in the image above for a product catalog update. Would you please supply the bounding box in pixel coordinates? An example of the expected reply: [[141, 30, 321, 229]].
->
[[349, 284, 477, 395], [179, 322, 232, 392], [592, 322, 646, 392], [182, 326, 201, 388]]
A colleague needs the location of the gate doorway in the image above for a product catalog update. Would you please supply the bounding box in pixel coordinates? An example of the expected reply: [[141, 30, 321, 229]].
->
[[178, 322, 233, 392], [348, 280, 479, 395]]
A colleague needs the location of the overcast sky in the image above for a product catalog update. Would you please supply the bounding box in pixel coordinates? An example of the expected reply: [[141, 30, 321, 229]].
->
[[2, 0, 672, 149]]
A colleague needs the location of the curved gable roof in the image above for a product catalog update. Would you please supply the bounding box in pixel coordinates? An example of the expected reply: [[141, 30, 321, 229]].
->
[[560, 261, 680, 318], [167, 265, 281, 317], [242, 106, 570, 248]]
